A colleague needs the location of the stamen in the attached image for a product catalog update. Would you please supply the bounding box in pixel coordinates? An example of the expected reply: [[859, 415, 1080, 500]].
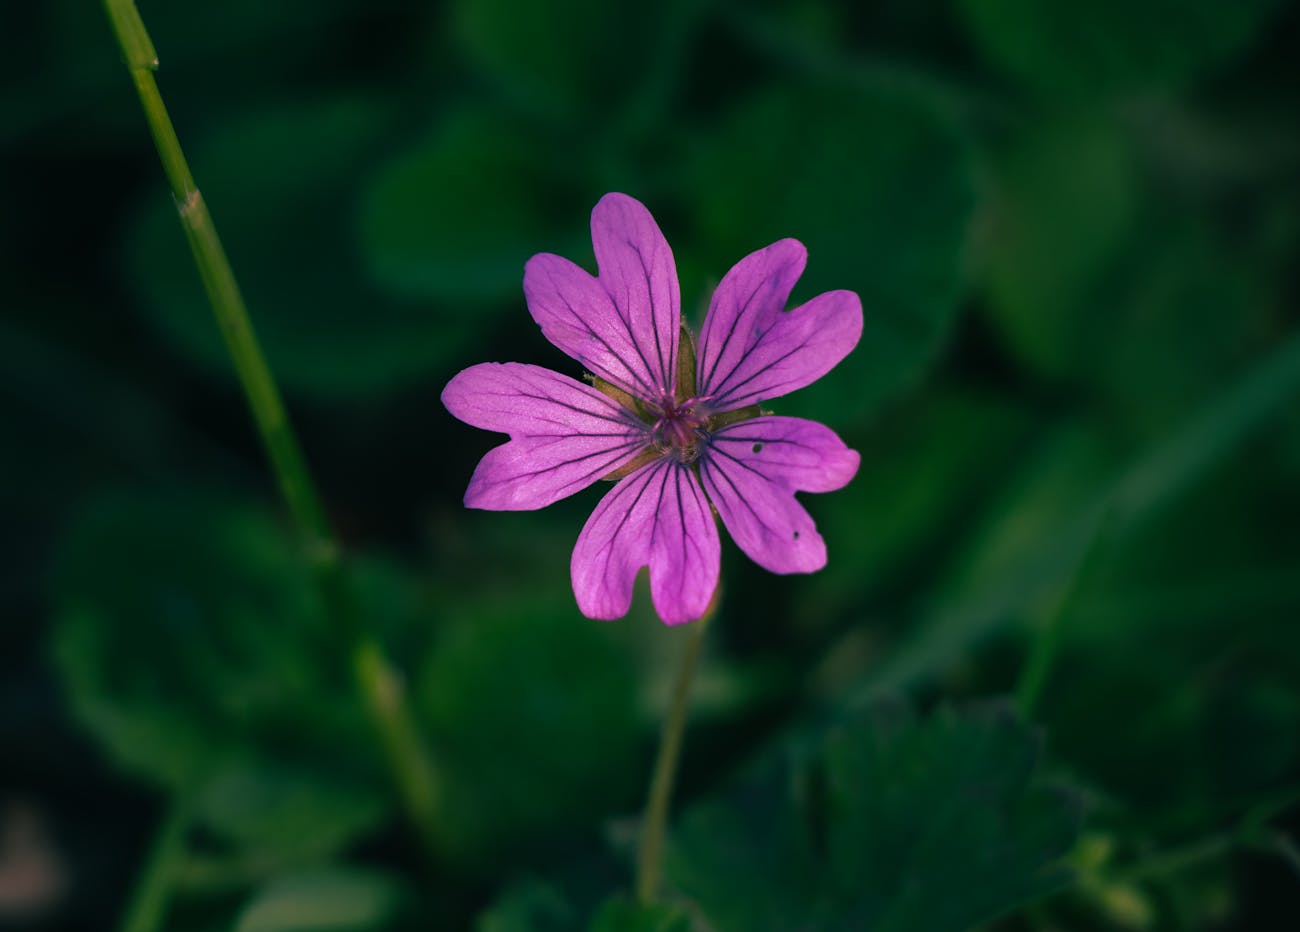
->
[[648, 395, 711, 464]]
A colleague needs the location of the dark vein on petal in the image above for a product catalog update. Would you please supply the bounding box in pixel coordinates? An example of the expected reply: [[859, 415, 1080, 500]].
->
[[595, 461, 663, 589], [673, 465, 687, 567], [502, 389, 640, 427], [714, 427, 821, 454], [702, 273, 767, 394], [499, 439, 648, 486], [602, 463, 656, 552], [545, 264, 657, 399], [614, 234, 666, 400], [707, 311, 786, 404], [711, 330, 814, 408], [648, 456, 670, 560], [707, 444, 776, 482], [702, 457, 779, 540], [636, 236, 668, 393]]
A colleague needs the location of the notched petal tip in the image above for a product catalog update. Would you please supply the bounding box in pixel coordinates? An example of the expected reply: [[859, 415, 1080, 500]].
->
[[701, 416, 856, 575], [524, 195, 682, 401], [590, 192, 681, 397], [571, 460, 719, 626], [696, 239, 861, 408]]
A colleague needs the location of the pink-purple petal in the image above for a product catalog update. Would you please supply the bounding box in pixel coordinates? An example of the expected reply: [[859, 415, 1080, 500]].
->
[[696, 239, 863, 409], [523, 253, 660, 399], [699, 417, 859, 574], [442, 362, 648, 511], [571, 459, 719, 624], [591, 193, 680, 397], [522, 193, 679, 401]]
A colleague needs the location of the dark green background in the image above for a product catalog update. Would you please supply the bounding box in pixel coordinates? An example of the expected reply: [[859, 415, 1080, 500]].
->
[[3, 0, 1299, 929]]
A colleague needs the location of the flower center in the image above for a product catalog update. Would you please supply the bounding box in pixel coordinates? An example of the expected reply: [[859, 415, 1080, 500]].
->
[[650, 396, 710, 464]]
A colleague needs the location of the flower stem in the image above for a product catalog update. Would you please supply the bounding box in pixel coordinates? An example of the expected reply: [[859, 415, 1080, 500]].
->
[[1015, 508, 1115, 717], [118, 797, 189, 932], [102, 0, 440, 857], [635, 603, 715, 904]]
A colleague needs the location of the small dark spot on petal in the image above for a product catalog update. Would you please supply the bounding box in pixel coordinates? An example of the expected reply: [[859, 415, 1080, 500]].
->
[[752, 443, 763, 453], [793, 531, 800, 540]]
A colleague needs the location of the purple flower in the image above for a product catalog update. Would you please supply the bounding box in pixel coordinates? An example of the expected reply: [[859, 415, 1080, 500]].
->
[[442, 194, 862, 624]]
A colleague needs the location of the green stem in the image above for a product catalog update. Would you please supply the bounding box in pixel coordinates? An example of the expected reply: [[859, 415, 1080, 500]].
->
[[1114, 831, 1236, 883], [1074, 785, 1300, 895], [102, 0, 439, 856], [636, 603, 715, 904], [1015, 509, 1115, 717], [119, 798, 190, 932], [1271, 833, 1300, 878]]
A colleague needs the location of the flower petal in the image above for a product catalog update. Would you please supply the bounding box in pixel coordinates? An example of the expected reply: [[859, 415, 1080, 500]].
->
[[698, 416, 859, 574], [524, 193, 679, 401], [696, 239, 862, 409], [442, 362, 649, 511], [571, 459, 719, 624]]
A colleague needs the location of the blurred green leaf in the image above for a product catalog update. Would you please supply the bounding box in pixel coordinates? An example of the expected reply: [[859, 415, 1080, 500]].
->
[[1037, 466, 1300, 814], [233, 868, 406, 932], [126, 96, 469, 398], [667, 702, 1080, 931], [50, 490, 414, 855], [857, 330, 1300, 700], [1093, 211, 1281, 432], [1047, 634, 1300, 815], [979, 114, 1139, 380], [980, 112, 1283, 431], [449, 0, 671, 122], [957, 0, 1282, 98], [194, 759, 385, 863], [473, 884, 689, 932], [689, 84, 975, 424], [808, 389, 1036, 613], [474, 878, 577, 932], [943, 424, 1114, 606], [587, 897, 690, 932], [416, 588, 643, 870], [361, 107, 585, 305]]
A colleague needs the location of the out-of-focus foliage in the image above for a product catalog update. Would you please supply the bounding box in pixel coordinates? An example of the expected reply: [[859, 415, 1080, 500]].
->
[[4, 0, 1300, 929], [416, 587, 644, 870], [361, 107, 585, 306], [667, 702, 1079, 931], [476, 886, 691, 932], [450, 0, 673, 122], [958, 0, 1283, 97], [125, 98, 473, 398], [51, 491, 398, 863], [687, 83, 976, 423], [232, 868, 409, 932]]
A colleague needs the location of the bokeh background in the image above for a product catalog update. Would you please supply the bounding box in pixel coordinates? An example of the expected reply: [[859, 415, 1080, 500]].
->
[[3, 0, 1300, 929]]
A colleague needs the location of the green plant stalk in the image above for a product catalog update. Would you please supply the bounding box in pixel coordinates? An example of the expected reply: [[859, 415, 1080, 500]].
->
[[118, 799, 190, 932], [1055, 782, 1300, 911], [636, 602, 715, 904], [1015, 509, 1115, 717], [102, 0, 439, 855]]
